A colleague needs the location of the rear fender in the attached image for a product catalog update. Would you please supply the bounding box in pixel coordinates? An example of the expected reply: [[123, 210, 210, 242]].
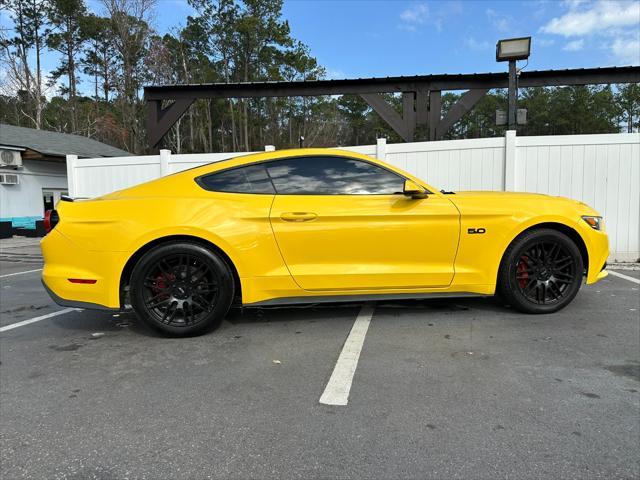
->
[[125, 226, 247, 279]]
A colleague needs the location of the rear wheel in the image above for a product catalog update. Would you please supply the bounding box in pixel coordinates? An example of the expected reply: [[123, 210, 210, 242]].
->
[[130, 242, 234, 336], [498, 229, 583, 314]]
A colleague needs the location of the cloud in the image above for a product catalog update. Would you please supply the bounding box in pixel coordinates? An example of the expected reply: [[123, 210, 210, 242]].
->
[[464, 37, 492, 51], [563, 39, 584, 51], [541, 0, 640, 37], [398, 1, 463, 33], [486, 8, 512, 32], [398, 3, 429, 31], [611, 36, 640, 64], [537, 38, 555, 47], [540, 0, 639, 64], [400, 3, 429, 24], [562, 0, 589, 8], [325, 68, 348, 80]]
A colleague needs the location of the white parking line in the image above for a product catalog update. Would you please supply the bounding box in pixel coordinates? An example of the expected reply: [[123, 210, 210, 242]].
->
[[0, 268, 43, 279], [0, 308, 78, 333], [608, 270, 640, 285], [320, 303, 375, 406]]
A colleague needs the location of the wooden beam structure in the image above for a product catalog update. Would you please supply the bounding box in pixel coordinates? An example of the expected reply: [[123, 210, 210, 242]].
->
[[144, 66, 640, 149]]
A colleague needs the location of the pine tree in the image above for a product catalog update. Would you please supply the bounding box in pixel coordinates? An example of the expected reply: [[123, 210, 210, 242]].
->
[[1, 0, 51, 128], [47, 0, 88, 132]]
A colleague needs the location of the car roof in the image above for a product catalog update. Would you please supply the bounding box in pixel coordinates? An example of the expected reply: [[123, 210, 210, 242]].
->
[[176, 147, 438, 193], [186, 148, 375, 173], [101, 147, 440, 199]]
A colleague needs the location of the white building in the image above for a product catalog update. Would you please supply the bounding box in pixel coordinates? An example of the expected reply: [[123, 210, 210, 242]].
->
[[0, 124, 129, 231]]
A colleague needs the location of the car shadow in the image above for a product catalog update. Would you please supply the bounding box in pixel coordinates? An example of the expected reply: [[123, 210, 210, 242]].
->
[[48, 308, 164, 338], [47, 296, 512, 338]]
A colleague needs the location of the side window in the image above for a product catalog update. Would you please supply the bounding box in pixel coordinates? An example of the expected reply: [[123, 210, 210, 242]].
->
[[265, 156, 405, 195], [198, 164, 275, 194]]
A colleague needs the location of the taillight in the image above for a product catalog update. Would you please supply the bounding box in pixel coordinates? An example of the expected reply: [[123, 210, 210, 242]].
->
[[44, 209, 59, 234]]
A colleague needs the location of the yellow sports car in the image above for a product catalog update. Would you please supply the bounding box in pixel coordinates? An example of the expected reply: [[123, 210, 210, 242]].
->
[[41, 148, 609, 336]]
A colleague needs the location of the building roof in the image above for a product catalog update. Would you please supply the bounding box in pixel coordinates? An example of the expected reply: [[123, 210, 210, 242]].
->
[[0, 124, 130, 159]]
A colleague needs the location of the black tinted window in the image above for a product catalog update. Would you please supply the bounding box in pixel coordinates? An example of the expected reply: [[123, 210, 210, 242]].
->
[[265, 157, 405, 195], [198, 164, 275, 194]]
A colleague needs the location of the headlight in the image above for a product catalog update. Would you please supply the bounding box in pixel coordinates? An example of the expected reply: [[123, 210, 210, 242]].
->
[[582, 216, 603, 230]]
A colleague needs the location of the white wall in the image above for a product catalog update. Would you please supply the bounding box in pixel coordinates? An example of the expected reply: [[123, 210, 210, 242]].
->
[[66, 151, 258, 198], [66, 132, 640, 262], [0, 160, 67, 223], [382, 137, 506, 191], [515, 134, 639, 263]]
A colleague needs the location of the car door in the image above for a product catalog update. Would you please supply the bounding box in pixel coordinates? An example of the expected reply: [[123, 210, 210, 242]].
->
[[267, 156, 460, 291]]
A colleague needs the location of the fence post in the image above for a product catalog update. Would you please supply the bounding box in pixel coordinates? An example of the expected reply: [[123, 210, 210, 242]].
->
[[265, 145, 276, 152], [159, 149, 171, 177], [376, 137, 387, 161], [66, 154, 78, 197], [504, 130, 517, 191]]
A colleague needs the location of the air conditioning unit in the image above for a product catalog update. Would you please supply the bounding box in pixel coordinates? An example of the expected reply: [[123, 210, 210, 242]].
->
[[0, 173, 19, 185], [0, 149, 22, 168]]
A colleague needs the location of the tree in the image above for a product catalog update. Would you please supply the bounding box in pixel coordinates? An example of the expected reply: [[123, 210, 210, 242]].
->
[[544, 86, 618, 135], [0, 0, 51, 128], [47, 0, 88, 132], [0, 0, 634, 153], [101, 0, 156, 152], [188, 0, 241, 149], [81, 14, 117, 103], [519, 87, 552, 136], [337, 95, 369, 145], [447, 91, 506, 139], [615, 83, 640, 133]]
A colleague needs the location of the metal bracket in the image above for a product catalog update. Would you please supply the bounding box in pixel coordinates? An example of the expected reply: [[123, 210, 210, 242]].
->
[[147, 98, 195, 149], [360, 92, 416, 142], [432, 89, 489, 140], [361, 89, 489, 142]]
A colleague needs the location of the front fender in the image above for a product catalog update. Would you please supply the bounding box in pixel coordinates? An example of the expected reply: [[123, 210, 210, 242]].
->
[[454, 213, 590, 289]]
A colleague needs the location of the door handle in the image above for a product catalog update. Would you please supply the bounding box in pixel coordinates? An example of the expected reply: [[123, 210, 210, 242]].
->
[[280, 212, 318, 222]]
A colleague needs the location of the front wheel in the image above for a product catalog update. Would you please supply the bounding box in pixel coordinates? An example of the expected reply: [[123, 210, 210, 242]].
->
[[498, 229, 584, 314], [130, 242, 234, 336]]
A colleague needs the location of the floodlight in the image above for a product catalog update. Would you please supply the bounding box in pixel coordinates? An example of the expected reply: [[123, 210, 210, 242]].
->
[[496, 37, 531, 62]]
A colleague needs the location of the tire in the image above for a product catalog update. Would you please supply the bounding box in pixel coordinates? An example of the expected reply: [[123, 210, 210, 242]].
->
[[130, 242, 234, 336], [497, 228, 583, 314]]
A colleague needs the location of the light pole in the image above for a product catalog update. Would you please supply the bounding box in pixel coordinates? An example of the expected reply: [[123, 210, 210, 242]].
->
[[496, 37, 531, 130]]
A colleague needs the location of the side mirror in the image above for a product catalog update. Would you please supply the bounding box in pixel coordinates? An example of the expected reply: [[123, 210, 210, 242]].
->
[[403, 179, 428, 199]]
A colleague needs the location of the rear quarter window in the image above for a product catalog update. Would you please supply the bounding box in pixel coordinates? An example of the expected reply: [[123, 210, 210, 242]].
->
[[197, 164, 275, 194]]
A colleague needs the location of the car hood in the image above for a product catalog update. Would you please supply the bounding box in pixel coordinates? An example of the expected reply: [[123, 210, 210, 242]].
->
[[448, 191, 600, 217]]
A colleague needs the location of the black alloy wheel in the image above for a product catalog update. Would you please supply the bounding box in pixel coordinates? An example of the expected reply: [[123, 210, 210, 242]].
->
[[498, 229, 583, 314], [130, 242, 233, 336]]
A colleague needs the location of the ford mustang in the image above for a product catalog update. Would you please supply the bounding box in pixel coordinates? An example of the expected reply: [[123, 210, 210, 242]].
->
[[41, 148, 609, 336]]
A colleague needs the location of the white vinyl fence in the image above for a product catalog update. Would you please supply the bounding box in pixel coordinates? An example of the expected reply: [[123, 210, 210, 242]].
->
[[67, 132, 639, 262]]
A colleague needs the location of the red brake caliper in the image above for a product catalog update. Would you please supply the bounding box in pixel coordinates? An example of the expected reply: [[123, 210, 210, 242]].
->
[[153, 273, 175, 295], [517, 256, 529, 289]]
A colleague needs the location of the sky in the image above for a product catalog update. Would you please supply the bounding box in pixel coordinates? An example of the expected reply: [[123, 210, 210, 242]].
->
[[2, 0, 639, 94], [142, 0, 640, 78], [280, 0, 640, 77]]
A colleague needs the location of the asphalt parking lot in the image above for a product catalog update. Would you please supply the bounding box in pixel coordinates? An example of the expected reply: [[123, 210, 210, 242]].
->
[[1, 246, 639, 479]]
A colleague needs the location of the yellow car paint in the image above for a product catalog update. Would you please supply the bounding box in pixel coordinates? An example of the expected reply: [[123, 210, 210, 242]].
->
[[270, 193, 460, 290], [41, 148, 609, 309]]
